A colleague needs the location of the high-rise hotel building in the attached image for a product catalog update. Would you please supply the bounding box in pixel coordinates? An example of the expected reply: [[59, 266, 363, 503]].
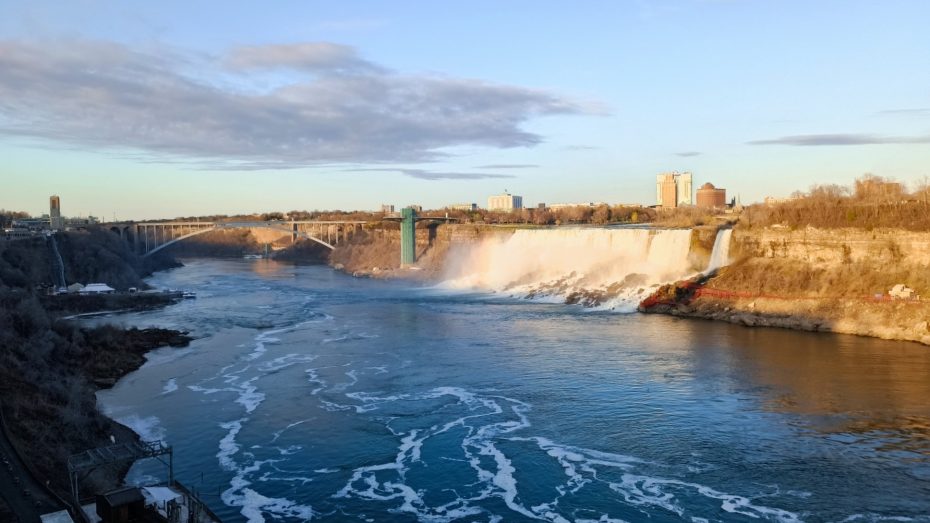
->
[[49, 195, 62, 230], [655, 172, 693, 208]]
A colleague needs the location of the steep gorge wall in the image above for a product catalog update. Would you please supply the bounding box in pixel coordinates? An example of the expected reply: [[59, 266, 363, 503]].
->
[[722, 227, 930, 298], [644, 226, 930, 345], [732, 227, 930, 268]]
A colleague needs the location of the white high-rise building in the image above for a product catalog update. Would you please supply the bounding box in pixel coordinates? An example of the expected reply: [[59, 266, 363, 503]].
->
[[487, 192, 523, 212], [677, 172, 693, 206]]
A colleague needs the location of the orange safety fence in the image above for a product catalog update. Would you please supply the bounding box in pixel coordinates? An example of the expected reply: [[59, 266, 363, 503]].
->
[[693, 287, 922, 304]]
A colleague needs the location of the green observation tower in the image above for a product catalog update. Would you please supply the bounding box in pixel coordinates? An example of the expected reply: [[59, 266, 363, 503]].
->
[[400, 207, 417, 266]]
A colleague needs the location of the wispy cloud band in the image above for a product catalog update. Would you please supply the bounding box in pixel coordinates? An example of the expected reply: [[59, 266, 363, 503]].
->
[[747, 133, 930, 146]]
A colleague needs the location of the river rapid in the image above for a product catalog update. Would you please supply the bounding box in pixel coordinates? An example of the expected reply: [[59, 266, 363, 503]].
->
[[94, 259, 930, 522]]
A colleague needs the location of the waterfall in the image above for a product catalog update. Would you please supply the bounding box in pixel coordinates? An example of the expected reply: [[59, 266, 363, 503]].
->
[[47, 233, 67, 288], [706, 229, 733, 273], [439, 228, 695, 311]]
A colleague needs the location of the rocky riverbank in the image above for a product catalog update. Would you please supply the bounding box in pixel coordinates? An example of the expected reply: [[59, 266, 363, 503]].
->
[[0, 228, 196, 511], [639, 224, 930, 346], [0, 304, 194, 502], [640, 280, 930, 345]]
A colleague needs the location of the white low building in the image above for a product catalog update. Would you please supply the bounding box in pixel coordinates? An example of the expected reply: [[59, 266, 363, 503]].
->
[[80, 283, 116, 294]]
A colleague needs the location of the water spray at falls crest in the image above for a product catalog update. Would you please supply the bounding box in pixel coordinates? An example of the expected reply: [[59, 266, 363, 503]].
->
[[440, 228, 697, 310]]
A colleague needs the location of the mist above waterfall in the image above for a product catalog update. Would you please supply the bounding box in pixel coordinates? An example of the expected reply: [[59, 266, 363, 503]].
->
[[439, 228, 697, 311]]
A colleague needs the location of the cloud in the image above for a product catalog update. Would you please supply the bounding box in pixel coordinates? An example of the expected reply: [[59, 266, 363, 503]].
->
[[877, 108, 930, 116], [224, 42, 384, 74], [675, 151, 701, 157], [348, 168, 514, 180], [747, 133, 930, 146], [0, 39, 591, 170], [475, 163, 538, 169]]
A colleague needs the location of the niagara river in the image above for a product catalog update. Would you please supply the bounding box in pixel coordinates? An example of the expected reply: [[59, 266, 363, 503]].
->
[[93, 258, 930, 522]]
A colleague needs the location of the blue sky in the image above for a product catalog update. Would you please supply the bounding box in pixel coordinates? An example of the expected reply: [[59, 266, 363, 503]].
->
[[1, 0, 928, 220]]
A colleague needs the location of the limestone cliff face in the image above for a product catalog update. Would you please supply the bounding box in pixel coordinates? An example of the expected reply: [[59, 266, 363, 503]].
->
[[644, 225, 930, 346], [732, 227, 930, 268]]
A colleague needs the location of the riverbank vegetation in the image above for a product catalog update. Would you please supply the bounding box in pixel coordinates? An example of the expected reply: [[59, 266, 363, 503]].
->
[[0, 229, 179, 290], [128, 204, 661, 227], [0, 229, 192, 499], [741, 174, 930, 231], [0, 286, 191, 495], [710, 257, 930, 299]]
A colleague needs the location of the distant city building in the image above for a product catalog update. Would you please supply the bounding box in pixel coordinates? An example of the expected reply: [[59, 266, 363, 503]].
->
[[49, 195, 62, 230], [537, 203, 547, 210], [12, 218, 49, 231], [656, 174, 678, 208], [64, 216, 99, 228], [487, 192, 523, 212], [854, 177, 904, 202], [547, 202, 608, 210], [655, 172, 693, 208], [381, 204, 395, 213], [407, 205, 423, 212], [764, 195, 800, 206], [696, 183, 727, 208], [449, 203, 478, 211]]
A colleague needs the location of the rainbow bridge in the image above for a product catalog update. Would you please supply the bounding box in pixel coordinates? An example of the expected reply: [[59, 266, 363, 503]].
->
[[108, 221, 367, 257]]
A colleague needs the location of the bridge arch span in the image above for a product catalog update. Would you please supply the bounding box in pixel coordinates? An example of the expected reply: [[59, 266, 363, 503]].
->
[[143, 223, 336, 257]]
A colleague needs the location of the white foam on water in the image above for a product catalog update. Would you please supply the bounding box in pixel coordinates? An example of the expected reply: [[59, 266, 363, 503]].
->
[[839, 516, 926, 523], [329, 385, 802, 523], [322, 332, 380, 344], [257, 353, 317, 373], [189, 320, 328, 522], [257, 471, 314, 485], [305, 368, 326, 395], [224, 469, 316, 523], [336, 387, 554, 522], [140, 345, 193, 368], [117, 414, 166, 443], [217, 418, 245, 471], [319, 399, 355, 412], [438, 228, 695, 309], [235, 377, 265, 414], [161, 378, 178, 395], [608, 474, 803, 523], [216, 418, 317, 522], [330, 369, 359, 392], [270, 418, 314, 443]]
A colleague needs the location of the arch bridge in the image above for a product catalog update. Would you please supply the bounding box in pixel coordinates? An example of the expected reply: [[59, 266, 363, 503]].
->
[[110, 221, 367, 257]]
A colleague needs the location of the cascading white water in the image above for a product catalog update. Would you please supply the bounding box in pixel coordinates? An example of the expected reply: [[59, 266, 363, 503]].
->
[[705, 229, 733, 273], [48, 234, 67, 288], [439, 228, 695, 311]]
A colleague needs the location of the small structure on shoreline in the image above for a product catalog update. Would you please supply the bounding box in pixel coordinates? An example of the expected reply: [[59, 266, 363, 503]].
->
[[889, 284, 917, 300], [80, 283, 115, 295]]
